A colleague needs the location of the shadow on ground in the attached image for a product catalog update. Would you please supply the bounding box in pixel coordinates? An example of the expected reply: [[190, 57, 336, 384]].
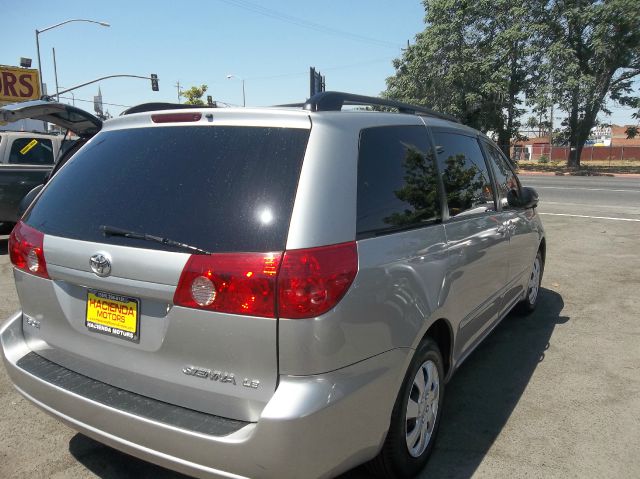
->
[[69, 288, 566, 479], [341, 287, 567, 478], [69, 434, 191, 479]]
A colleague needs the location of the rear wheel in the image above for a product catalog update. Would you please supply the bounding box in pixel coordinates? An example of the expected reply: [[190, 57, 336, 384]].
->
[[368, 339, 444, 478], [516, 250, 543, 314]]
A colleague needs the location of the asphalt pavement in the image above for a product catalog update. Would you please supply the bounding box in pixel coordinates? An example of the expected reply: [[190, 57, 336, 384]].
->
[[1, 174, 639, 479], [521, 174, 640, 221]]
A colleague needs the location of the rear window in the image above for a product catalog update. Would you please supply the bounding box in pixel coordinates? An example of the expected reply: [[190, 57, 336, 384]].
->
[[25, 126, 310, 252]]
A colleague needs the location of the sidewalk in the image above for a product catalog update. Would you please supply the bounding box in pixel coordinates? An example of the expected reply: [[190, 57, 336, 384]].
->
[[518, 170, 640, 178]]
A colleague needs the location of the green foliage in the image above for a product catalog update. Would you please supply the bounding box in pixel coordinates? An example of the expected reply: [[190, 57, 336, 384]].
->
[[384, 147, 440, 226], [538, 155, 549, 164], [181, 84, 208, 105], [532, 0, 640, 166], [385, 0, 640, 166], [385, 0, 544, 154]]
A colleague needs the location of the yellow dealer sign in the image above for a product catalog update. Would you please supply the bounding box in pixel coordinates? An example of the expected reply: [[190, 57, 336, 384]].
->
[[0, 65, 41, 104]]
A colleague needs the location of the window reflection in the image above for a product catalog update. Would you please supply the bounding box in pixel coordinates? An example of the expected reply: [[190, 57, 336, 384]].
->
[[432, 132, 495, 217], [384, 145, 439, 227], [356, 126, 441, 238], [484, 142, 520, 209]]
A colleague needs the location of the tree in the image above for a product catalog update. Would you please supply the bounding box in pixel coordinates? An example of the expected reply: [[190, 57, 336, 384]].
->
[[537, 0, 640, 167], [385, 0, 542, 155], [625, 108, 640, 139], [181, 84, 208, 105]]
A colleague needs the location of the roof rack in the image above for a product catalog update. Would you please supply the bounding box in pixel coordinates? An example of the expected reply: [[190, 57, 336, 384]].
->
[[121, 102, 218, 116], [298, 91, 459, 123]]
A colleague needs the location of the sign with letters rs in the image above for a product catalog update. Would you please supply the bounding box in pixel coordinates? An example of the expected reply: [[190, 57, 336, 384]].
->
[[0, 65, 41, 104]]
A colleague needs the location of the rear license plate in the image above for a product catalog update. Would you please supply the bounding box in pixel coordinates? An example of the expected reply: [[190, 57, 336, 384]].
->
[[86, 290, 140, 343]]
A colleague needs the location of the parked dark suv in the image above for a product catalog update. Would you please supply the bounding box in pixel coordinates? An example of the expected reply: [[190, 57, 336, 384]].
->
[[2, 92, 544, 479]]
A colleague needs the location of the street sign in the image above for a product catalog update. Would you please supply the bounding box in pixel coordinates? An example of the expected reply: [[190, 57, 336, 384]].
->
[[0, 65, 41, 104], [309, 67, 325, 97]]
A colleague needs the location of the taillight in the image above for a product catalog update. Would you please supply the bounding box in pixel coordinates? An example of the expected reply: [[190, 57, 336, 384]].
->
[[173, 252, 282, 318], [9, 220, 49, 279], [173, 242, 358, 319], [277, 242, 358, 319]]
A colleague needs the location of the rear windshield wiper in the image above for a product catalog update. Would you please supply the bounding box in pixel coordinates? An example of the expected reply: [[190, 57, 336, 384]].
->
[[100, 225, 212, 255]]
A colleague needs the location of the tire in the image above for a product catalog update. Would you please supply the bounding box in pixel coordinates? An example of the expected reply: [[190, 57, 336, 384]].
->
[[516, 249, 544, 315], [367, 338, 445, 478]]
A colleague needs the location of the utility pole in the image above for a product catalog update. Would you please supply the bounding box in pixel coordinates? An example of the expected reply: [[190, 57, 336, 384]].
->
[[175, 81, 182, 103], [53, 47, 59, 102]]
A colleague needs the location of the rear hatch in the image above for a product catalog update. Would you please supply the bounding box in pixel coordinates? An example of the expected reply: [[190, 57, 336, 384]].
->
[[13, 111, 310, 421], [0, 100, 102, 137]]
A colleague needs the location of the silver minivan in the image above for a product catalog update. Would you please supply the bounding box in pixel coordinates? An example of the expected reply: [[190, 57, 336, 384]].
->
[[1, 92, 545, 479]]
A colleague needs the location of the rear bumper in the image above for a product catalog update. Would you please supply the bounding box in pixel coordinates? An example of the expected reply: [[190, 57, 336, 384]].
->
[[1, 311, 410, 479]]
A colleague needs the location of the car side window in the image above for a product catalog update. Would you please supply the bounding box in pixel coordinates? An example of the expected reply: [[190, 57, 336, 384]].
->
[[357, 125, 441, 238], [8, 138, 54, 165], [483, 141, 521, 210], [431, 130, 495, 218]]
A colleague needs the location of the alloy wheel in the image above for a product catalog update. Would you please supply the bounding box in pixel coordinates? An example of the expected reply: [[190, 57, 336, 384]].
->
[[405, 360, 440, 457]]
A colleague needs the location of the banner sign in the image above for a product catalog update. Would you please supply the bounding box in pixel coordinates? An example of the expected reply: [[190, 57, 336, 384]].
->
[[0, 65, 41, 103]]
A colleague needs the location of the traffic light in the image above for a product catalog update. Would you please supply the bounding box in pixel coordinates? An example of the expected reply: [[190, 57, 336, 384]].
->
[[207, 95, 213, 106], [150, 74, 159, 92]]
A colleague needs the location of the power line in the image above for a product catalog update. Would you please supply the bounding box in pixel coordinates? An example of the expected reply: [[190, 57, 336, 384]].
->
[[246, 57, 394, 81], [216, 0, 401, 49], [58, 96, 131, 108]]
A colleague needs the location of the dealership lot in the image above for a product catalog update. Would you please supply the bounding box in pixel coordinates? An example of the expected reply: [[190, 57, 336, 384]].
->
[[1, 175, 639, 479]]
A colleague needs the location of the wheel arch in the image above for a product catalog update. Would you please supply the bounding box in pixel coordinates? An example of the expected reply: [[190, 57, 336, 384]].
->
[[421, 318, 453, 379], [539, 237, 546, 264]]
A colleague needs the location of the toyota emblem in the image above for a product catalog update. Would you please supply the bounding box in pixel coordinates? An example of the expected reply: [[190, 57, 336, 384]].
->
[[89, 253, 112, 277]]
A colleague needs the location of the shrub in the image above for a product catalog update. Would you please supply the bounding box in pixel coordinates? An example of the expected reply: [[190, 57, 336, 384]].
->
[[538, 155, 549, 164]]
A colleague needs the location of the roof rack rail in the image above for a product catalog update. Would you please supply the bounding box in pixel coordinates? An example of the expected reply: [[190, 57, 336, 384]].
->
[[301, 91, 459, 123], [121, 102, 218, 116]]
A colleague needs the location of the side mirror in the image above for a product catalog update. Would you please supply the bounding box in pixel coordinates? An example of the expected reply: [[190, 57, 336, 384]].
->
[[18, 184, 44, 218], [507, 186, 538, 209]]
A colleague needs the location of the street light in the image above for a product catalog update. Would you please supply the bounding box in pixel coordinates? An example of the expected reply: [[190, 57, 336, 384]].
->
[[36, 19, 110, 94], [226, 74, 245, 107]]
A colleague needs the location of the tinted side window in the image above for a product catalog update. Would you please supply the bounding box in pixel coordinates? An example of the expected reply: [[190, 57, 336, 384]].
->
[[357, 125, 441, 238], [483, 141, 521, 209], [9, 137, 54, 165], [431, 131, 495, 218]]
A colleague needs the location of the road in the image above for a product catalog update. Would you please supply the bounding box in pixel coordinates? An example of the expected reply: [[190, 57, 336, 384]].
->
[[521, 174, 640, 221], [1, 174, 639, 479]]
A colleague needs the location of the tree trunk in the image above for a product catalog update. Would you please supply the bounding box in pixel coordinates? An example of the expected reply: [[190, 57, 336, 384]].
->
[[567, 87, 581, 167]]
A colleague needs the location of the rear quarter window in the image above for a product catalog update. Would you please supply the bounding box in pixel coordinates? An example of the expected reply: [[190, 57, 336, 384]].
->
[[25, 126, 310, 253], [357, 125, 441, 238]]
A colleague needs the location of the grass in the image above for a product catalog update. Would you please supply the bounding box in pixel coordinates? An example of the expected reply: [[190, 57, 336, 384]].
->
[[516, 159, 640, 175]]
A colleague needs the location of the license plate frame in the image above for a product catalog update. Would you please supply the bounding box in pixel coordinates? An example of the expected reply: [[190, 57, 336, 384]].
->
[[85, 289, 140, 343]]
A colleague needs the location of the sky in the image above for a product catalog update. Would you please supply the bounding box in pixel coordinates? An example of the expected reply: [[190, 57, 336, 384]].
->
[[2, 0, 637, 125]]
